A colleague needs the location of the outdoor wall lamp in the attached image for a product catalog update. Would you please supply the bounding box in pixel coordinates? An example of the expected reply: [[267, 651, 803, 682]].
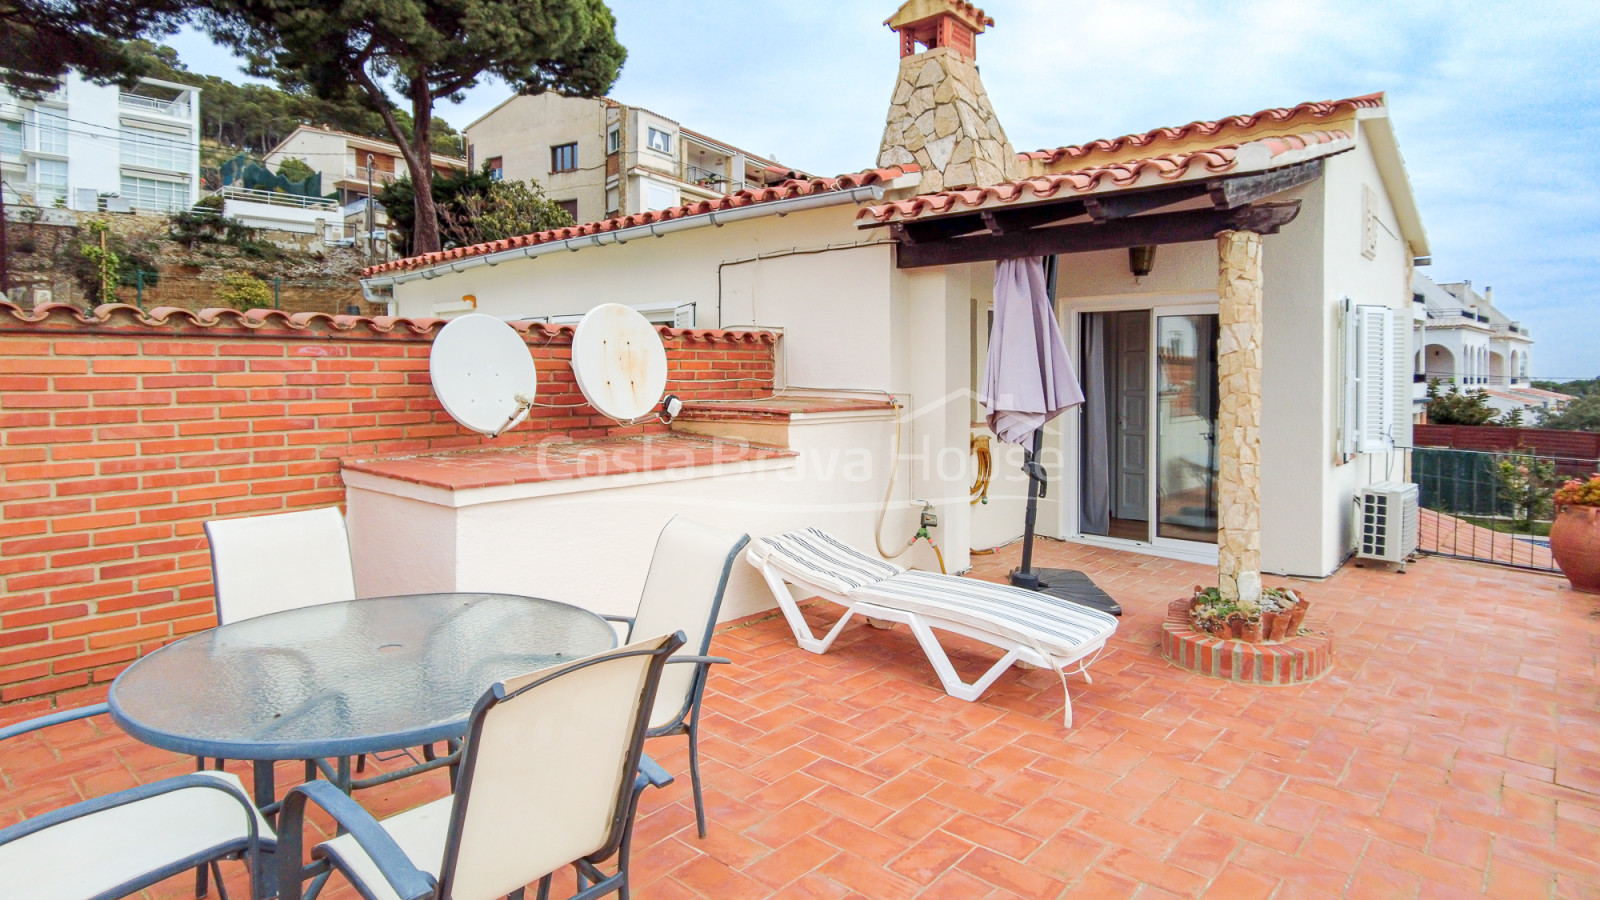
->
[[1129, 245, 1157, 279]]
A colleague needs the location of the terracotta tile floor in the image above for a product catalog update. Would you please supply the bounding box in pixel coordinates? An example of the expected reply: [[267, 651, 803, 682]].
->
[[4, 539, 1598, 899]]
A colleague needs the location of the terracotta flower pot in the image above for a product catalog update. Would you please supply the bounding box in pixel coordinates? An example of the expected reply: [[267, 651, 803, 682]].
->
[[1551, 504, 1600, 594]]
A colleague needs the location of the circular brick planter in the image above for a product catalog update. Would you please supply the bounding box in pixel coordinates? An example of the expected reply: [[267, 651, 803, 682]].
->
[[1161, 599, 1334, 684]]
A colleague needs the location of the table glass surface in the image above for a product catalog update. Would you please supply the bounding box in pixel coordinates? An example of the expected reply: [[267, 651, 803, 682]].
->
[[109, 593, 617, 760]]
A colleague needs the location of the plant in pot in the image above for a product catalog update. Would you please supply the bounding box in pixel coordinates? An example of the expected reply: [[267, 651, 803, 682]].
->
[[1550, 474, 1600, 594], [1189, 584, 1310, 643]]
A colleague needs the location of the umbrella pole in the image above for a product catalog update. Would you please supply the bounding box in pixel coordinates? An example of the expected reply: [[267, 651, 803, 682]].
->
[[1010, 427, 1046, 590]]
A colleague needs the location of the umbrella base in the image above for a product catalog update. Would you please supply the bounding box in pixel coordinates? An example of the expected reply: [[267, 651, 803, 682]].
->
[[1009, 567, 1123, 617]]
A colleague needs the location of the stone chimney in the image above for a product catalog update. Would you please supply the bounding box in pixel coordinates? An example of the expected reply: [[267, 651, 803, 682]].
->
[[876, 0, 1021, 193]]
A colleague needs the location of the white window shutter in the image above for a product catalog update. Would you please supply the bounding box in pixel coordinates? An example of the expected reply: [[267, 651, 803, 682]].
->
[[674, 303, 696, 328], [1355, 305, 1394, 454], [1389, 309, 1412, 449], [1341, 302, 1357, 459]]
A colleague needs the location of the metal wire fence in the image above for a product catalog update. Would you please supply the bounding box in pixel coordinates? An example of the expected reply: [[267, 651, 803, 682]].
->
[[1413, 447, 1593, 573]]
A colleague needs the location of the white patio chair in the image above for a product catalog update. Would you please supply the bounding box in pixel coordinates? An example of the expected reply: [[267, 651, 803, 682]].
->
[[0, 703, 276, 900], [202, 507, 443, 870], [602, 516, 749, 838], [273, 632, 685, 900], [747, 527, 1119, 726], [204, 507, 357, 626]]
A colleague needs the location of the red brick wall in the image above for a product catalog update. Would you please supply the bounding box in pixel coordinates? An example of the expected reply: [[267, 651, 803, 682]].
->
[[1413, 425, 1600, 467], [0, 302, 775, 711]]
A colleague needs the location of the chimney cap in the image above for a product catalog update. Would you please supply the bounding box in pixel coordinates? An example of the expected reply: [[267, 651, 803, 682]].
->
[[886, 0, 992, 58], [886, 0, 993, 30]]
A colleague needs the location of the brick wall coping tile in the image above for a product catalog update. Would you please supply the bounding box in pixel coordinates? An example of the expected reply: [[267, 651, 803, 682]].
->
[[0, 301, 776, 346]]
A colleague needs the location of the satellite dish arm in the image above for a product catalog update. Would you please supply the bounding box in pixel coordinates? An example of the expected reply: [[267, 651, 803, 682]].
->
[[491, 393, 536, 438]]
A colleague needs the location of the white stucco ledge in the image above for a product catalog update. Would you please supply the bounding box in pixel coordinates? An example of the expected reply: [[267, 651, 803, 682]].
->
[[340, 433, 798, 508]]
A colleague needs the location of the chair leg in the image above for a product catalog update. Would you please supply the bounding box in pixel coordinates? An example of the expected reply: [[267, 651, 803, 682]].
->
[[195, 757, 210, 898], [305, 759, 316, 782], [687, 724, 707, 839], [356, 753, 366, 773], [507, 889, 524, 900], [535, 875, 551, 900], [210, 860, 230, 900]]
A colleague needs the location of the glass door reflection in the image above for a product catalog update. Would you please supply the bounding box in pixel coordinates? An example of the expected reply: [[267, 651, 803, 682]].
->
[[1155, 314, 1219, 544]]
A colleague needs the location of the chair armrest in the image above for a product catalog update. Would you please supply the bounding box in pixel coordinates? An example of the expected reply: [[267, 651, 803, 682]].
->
[[0, 772, 264, 850], [665, 655, 731, 667], [600, 614, 636, 641], [0, 702, 109, 743], [636, 753, 674, 790], [276, 780, 435, 900]]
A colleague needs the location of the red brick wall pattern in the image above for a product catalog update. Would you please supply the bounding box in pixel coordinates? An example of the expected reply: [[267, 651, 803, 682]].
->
[[0, 301, 776, 711]]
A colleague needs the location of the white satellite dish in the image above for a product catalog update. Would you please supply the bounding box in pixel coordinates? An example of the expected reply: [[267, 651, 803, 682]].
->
[[571, 303, 669, 422], [429, 313, 538, 437]]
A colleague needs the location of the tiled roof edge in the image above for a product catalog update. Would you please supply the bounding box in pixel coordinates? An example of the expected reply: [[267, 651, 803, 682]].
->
[[362, 164, 919, 278], [1017, 94, 1383, 166], [0, 301, 776, 345], [859, 129, 1352, 224]]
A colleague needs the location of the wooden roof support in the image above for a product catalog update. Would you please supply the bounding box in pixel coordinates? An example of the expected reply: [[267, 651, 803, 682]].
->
[[1208, 159, 1323, 210], [894, 201, 1301, 268]]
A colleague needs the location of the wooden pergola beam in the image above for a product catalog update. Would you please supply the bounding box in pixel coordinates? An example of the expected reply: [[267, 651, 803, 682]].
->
[[895, 202, 1301, 268], [1208, 159, 1324, 210]]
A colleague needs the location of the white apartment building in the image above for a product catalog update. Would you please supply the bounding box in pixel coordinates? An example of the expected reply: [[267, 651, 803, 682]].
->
[[1, 73, 201, 214], [463, 94, 809, 225], [1413, 271, 1566, 415], [259, 125, 468, 249]]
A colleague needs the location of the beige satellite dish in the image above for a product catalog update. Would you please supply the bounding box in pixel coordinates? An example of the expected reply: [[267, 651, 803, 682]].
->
[[570, 304, 669, 422]]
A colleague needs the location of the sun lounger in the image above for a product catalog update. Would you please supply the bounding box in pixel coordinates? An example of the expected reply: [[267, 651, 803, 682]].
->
[[746, 528, 1118, 725]]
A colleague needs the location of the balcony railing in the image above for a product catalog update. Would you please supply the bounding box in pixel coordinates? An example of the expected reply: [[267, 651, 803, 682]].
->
[[344, 166, 399, 185], [118, 93, 191, 118], [219, 185, 338, 210]]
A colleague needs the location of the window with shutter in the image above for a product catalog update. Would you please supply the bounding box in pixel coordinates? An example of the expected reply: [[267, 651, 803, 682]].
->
[[1355, 305, 1394, 454], [674, 303, 696, 328]]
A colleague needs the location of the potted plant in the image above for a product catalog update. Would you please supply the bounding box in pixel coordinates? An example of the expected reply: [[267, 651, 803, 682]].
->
[[1188, 585, 1309, 642], [1550, 474, 1600, 594]]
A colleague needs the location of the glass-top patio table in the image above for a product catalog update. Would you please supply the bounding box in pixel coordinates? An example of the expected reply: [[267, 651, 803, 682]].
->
[[108, 592, 617, 809]]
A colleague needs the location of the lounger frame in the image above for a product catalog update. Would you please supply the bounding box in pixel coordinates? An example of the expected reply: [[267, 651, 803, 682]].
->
[[747, 547, 1108, 719]]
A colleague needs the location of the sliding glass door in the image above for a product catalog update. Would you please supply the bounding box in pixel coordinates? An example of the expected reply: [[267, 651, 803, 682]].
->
[[1154, 314, 1219, 543], [1080, 308, 1219, 549]]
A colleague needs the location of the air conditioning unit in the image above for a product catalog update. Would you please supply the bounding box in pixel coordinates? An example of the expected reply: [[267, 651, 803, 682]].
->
[[1357, 482, 1419, 570]]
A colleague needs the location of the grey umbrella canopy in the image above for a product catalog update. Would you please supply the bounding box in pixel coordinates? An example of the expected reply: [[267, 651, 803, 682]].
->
[[980, 256, 1083, 445], [980, 256, 1120, 616]]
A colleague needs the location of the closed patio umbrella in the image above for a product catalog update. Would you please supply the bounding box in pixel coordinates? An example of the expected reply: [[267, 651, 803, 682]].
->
[[980, 255, 1121, 615]]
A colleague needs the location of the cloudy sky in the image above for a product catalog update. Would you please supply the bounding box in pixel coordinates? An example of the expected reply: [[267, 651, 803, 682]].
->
[[169, 0, 1598, 377]]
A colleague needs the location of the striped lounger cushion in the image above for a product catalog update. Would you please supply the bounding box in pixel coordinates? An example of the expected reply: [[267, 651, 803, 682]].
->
[[754, 527, 904, 595], [851, 570, 1118, 659]]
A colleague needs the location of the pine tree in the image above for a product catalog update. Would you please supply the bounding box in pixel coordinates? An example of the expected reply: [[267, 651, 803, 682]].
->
[[0, 0, 188, 98], [200, 0, 626, 256]]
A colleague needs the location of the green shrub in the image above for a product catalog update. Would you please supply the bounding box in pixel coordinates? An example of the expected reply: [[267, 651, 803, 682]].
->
[[215, 272, 274, 310]]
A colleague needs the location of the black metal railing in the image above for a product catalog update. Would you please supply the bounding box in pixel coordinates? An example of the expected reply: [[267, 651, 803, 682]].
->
[[1413, 447, 1592, 573]]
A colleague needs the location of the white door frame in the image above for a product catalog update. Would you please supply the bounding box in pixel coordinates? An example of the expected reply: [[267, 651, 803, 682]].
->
[[1058, 291, 1221, 565]]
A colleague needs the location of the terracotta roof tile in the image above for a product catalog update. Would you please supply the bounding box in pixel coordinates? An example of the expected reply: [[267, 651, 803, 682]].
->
[[362, 165, 918, 278], [857, 128, 1351, 225], [0, 300, 776, 345], [1017, 94, 1382, 167]]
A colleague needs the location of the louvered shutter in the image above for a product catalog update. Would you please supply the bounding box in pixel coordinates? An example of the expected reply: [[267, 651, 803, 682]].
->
[[1355, 305, 1394, 454], [1389, 309, 1413, 449], [674, 303, 697, 328]]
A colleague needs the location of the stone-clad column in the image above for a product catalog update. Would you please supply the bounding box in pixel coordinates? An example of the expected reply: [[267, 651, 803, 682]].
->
[[1216, 230, 1263, 605]]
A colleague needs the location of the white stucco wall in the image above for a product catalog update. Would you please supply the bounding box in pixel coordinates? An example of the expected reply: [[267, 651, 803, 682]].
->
[[1317, 122, 1414, 574], [344, 411, 941, 622]]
